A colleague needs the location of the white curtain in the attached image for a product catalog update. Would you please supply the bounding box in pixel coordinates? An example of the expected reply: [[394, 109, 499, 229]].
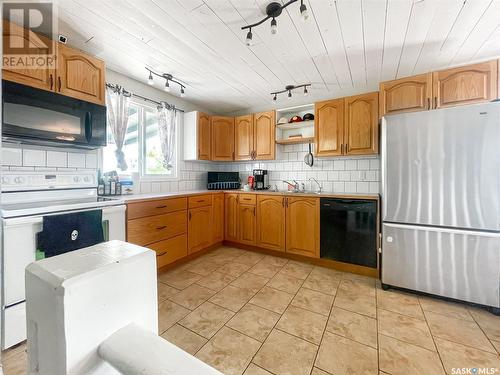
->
[[106, 87, 131, 171], [157, 103, 177, 170]]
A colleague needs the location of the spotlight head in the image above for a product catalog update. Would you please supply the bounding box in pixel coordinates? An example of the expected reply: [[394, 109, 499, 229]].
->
[[147, 71, 154, 85], [164, 80, 170, 92], [288, 90, 292, 100], [271, 18, 278, 35], [245, 29, 253, 46], [300, 2, 309, 21], [303, 86, 308, 96], [180, 87, 186, 98]]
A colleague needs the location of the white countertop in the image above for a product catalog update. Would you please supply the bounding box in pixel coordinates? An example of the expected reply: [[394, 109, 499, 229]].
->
[[121, 190, 379, 202]]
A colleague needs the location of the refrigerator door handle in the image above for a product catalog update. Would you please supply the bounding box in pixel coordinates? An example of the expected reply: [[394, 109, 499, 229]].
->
[[383, 222, 500, 238]]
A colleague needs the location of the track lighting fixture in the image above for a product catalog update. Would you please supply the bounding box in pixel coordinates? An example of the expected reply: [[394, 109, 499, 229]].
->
[[271, 83, 311, 101], [241, 1, 309, 45], [145, 68, 186, 97], [245, 29, 253, 46]]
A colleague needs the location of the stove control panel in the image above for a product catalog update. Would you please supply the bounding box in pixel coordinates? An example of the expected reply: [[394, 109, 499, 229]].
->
[[1, 171, 97, 192]]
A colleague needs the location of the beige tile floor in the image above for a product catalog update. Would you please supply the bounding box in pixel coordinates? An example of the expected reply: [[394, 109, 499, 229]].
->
[[3, 246, 500, 375]]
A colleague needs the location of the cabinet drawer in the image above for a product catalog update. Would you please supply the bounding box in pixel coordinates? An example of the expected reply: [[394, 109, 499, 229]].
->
[[188, 194, 212, 208], [127, 211, 187, 246], [148, 234, 187, 269], [239, 194, 256, 205], [127, 197, 187, 220]]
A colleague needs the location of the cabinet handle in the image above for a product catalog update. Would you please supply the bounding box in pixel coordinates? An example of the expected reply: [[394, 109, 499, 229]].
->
[[285, 197, 288, 207], [189, 211, 192, 220], [253, 207, 256, 216], [232, 151, 235, 160], [243, 197, 251, 201], [282, 197, 285, 207], [196, 199, 205, 203], [434, 96, 437, 109], [49, 74, 53, 90], [236, 195, 239, 203], [156, 225, 167, 230], [156, 205, 167, 209], [57, 76, 61, 91], [157, 251, 167, 257], [341, 144, 344, 154], [427, 97, 430, 110], [345, 143, 349, 153]]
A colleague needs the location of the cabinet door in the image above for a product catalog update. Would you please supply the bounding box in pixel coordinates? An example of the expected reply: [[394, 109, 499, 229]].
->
[[254, 110, 275, 160], [432, 60, 498, 109], [212, 193, 224, 244], [344, 92, 379, 155], [315, 98, 344, 156], [379, 73, 432, 117], [57, 43, 105, 105], [198, 112, 211, 160], [238, 204, 256, 245], [224, 193, 239, 242], [286, 197, 319, 257], [188, 206, 212, 254], [256, 195, 285, 251], [211, 116, 235, 161], [235, 114, 254, 160], [2, 20, 55, 91]]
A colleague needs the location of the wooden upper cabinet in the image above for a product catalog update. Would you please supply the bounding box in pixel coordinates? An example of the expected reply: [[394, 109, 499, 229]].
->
[[198, 112, 212, 160], [238, 204, 256, 245], [188, 206, 212, 254], [256, 195, 285, 252], [285, 197, 319, 258], [211, 116, 235, 161], [315, 98, 344, 156], [211, 193, 224, 244], [344, 92, 379, 155], [57, 43, 106, 105], [432, 60, 498, 109], [2, 20, 56, 91], [224, 193, 239, 242], [253, 110, 275, 160], [379, 73, 432, 117], [235, 115, 254, 160]]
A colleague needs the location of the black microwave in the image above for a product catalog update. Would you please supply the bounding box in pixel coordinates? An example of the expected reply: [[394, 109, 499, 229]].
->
[[2, 80, 107, 149]]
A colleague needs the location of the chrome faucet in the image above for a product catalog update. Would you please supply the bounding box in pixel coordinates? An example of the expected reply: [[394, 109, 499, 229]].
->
[[309, 177, 323, 194], [282, 180, 299, 192]]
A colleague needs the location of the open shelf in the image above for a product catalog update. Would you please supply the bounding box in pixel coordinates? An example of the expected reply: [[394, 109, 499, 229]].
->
[[276, 136, 315, 145], [276, 120, 314, 130]]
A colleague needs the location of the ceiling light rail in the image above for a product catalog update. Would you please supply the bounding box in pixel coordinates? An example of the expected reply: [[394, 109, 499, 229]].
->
[[145, 67, 186, 98], [106, 83, 184, 112], [271, 83, 310, 101], [243, 0, 309, 46]]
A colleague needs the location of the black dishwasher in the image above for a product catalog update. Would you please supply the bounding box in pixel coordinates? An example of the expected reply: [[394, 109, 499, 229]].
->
[[320, 198, 377, 268]]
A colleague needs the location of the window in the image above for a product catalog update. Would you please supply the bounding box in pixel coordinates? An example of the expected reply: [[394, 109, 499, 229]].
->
[[102, 101, 178, 179]]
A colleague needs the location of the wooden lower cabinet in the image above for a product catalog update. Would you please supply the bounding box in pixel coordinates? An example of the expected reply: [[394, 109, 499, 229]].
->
[[212, 193, 224, 243], [188, 205, 212, 254], [225, 193, 239, 242], [127, 211, 187, 246], [238, 204, 256, 245], [285, 197, 320, 257], [256, 195, 285, 251], [148, 234, 187, 269]]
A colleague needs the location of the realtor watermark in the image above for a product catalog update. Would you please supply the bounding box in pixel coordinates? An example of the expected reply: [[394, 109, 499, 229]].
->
[[452, 368, 499, 375], [2, 1, 57, 70]]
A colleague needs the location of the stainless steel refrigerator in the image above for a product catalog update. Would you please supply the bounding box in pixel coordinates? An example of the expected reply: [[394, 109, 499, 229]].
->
[[381, 102, 500, 311]]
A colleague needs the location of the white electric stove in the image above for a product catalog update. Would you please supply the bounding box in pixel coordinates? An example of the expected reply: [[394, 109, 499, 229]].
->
[[1, 171, 126, 349]]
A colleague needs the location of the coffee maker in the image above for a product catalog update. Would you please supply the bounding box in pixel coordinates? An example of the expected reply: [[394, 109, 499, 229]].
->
[[253, 169, 269, 190]]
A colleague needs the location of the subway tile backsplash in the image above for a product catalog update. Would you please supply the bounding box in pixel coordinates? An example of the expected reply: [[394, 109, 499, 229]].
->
[[2, 145, 98, 173], [2, 143, 380, 194]]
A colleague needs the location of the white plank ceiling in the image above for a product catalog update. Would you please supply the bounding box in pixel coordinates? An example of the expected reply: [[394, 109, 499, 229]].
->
[[55, 0, 500, 113]]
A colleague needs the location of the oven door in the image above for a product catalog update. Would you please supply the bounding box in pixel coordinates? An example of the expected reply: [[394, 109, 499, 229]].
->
[[1, 205, 125, 349], [2, 80, 106, 149]]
